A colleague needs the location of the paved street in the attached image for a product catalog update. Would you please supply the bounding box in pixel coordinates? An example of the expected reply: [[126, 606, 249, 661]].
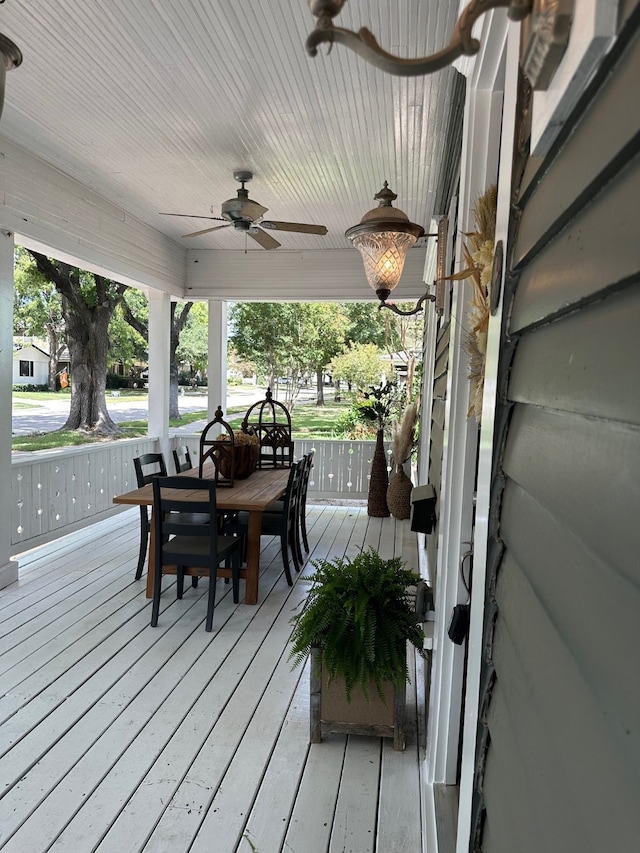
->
[[11, 386, 315, 435]]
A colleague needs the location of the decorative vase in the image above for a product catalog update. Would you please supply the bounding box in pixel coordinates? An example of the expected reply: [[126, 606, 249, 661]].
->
[[368, 428, 390, 517], [386, 464, 413, 520]]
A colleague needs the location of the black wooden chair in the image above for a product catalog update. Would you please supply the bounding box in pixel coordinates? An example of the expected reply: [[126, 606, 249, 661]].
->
[[263, 450, 314, 565], [172, 444, 194, 473], [298, 450, 314, 555], [133, 452, 168, 580], [150, 476, 243, 632], [228, 458, 304, 586]]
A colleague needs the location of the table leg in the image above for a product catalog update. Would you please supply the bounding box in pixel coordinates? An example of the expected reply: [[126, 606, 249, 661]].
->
[[244, 510, 262, 605]]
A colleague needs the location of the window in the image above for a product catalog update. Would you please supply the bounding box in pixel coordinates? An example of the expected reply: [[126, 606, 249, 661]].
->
[[19, 360, 34, 377]]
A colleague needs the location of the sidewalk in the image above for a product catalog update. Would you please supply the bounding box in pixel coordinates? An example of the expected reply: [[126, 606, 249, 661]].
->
[[12, 386, 314, 435]]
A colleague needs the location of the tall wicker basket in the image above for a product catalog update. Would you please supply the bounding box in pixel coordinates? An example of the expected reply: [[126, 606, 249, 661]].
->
[[367, 429, 390, 517]]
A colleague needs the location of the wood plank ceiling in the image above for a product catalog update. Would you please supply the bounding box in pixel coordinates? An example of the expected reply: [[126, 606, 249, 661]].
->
[[0, 1, 463, 280]]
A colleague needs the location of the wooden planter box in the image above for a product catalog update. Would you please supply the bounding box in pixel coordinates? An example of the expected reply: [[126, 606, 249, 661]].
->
[[309, 647, 406, 751]]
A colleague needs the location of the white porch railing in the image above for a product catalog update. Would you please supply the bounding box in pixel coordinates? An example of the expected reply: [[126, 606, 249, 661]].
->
[[176, 435, 387, 500], [10, 438, 158, 554], [10, 437, 386, 555]]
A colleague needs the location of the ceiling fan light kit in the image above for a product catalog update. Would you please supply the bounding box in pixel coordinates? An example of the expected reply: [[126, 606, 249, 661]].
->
[[161, 170, 327, 250]]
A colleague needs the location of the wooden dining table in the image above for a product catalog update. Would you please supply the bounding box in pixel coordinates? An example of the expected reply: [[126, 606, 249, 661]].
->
[[112, 464, 290, 604]]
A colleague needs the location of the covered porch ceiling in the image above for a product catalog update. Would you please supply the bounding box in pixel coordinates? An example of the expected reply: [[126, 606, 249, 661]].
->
[[0, 0, 465, 301]]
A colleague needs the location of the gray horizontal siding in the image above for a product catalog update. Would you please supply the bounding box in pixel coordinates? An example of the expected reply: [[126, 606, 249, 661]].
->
[[501, 405, 640, 583], [499, 481, 640, 762], [509, 284, 640, 423], [477, 10, 640, 853], [490, 548, 640, 850], [513, 26, 640, 266], [511, 151, 640, 330]]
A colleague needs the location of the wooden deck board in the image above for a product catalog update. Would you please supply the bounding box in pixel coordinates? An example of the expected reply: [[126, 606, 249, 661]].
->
[[0, 504, 427, 853]]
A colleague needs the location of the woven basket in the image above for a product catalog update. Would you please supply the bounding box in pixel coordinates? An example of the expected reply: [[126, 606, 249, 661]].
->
[[218, 443, 259, 480], [367, 429, 390, 518], [387, 466, 413, 520]]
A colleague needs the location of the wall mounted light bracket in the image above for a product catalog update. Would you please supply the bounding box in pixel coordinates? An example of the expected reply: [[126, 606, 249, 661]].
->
[[306, 0, 570, 87], [378, 216, 449, 317]]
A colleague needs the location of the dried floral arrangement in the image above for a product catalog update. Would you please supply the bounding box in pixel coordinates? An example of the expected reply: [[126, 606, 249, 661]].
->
[[390, 399, 419, 467], [448, 185, 497, 423], [216, 429, 260, 447]]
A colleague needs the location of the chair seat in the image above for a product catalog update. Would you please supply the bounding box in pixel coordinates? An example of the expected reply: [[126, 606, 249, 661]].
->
[[162, 533, 240, 562], [234, 510, 280, 537], [263, 500, 284, 514]]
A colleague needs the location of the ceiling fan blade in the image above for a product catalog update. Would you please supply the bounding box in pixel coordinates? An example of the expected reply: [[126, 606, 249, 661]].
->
[[182, 224, 231, 238], [160, 212, 227, 221], [260, 220, 328, 235], [249, 228, 281, 250]]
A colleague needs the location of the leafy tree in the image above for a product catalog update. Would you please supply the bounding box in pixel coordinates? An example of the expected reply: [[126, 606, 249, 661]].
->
[[121, 297, 196, 420], [13, 247, 66, 391], [342, 302, 388, 349], [27, 251, 128, 435], [108, 289, 148, 376], [329, 343, 385, 394], [176, 302, 208, 377], [230, 303, 300, 393], [298, 303, 348, 406], [381, 306, 424, 405], [230, 302, 348, 407]]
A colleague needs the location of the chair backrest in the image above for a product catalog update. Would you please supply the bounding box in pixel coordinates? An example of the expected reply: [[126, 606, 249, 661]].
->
[[300, 450, 314, 509], [152, 476, 218, 569], [279, 458, 303, 529], [133, 452, 168, 488], [173, 444, 193, 474]]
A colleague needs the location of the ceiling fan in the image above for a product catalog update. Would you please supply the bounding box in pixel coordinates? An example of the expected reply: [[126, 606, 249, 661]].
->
[[160, 170, 328, 249]]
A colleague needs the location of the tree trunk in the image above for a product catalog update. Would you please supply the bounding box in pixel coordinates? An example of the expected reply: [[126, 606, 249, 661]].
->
[[169, 357, 180, 420], [316, 368, 324, 406], [169, 302, 192, 420], [46, 328, 60, 392], [28, 252, 126, 436], [62, 300, 121, 434]]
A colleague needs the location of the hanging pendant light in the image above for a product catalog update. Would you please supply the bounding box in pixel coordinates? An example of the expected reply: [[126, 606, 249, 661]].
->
[[0, 32, 22, 120], [346, 182, 428, 312]]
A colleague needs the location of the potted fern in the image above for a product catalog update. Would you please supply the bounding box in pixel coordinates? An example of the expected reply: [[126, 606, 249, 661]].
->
[[289, 548, 424, 750]]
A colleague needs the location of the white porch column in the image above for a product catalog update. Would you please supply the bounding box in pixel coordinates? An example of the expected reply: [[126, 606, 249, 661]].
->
[[207, 300, 227, 419], [455, 21, 521, 853], [426, 11, 509, 789], [147, 290, 171, 463], [0, 229, 18, 588]]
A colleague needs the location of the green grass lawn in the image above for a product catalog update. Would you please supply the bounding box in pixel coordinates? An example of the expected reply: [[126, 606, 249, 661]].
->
[[11, 398, 360, 452]]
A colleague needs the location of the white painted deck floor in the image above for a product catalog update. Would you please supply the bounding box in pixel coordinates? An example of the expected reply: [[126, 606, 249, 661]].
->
[[0, 504, 427, 853]]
